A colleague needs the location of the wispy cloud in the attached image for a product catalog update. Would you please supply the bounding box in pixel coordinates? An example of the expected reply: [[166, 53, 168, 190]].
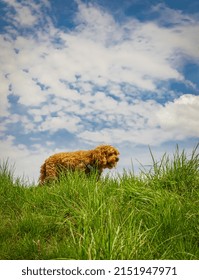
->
[[2, 0, 51, 28]]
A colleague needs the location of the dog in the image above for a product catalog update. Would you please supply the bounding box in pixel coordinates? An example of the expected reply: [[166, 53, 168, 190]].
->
[[39, 144, 119, 184]]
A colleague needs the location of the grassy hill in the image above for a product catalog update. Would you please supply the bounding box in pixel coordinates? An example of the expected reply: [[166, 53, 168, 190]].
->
[[0, 145, 199, 260]]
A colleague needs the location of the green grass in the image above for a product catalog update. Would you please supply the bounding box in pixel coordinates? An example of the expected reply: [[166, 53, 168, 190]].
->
[[0, 145, 199, 260]]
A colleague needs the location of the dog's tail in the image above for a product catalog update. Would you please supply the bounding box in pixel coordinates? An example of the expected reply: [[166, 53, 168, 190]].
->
[[38, 162, 46, 185]]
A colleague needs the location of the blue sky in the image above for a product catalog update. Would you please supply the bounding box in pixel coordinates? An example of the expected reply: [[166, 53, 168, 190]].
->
[[0, 0, 199, 182]]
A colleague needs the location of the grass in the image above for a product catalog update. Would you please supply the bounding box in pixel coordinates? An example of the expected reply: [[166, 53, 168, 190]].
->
[[0, 145, 199, 260]]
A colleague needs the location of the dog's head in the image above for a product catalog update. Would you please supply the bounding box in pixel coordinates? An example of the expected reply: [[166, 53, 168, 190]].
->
[[92, 144, 119, 169]]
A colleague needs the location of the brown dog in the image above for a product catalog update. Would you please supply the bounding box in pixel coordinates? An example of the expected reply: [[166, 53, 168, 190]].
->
[[39, 144, 119, 184]]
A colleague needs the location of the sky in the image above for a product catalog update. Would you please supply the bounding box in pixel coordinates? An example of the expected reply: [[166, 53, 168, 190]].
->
[[0, 0, 199, 183]]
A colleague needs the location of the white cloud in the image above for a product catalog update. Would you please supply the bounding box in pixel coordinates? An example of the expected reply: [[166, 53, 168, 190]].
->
[[2, 0, 50, 28], [0, 135, 45, 183], [39, 114, 82, 133], [1, 0, 198, 111], [152, 3, 198, 26], [8, 71, 46, 106], [156, 94, 199, 138], [0, 73, 10, 116], [78, 127, 172, 146]]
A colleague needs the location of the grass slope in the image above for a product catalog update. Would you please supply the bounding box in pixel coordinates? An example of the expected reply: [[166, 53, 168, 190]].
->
[[0, 146, 199, 260]]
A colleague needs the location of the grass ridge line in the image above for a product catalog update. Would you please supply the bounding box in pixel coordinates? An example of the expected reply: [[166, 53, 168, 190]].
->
[[0, 145, 198, 259]]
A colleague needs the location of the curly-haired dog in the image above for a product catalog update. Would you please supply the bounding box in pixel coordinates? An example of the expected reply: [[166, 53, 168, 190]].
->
[[39, 144, 119, 184]]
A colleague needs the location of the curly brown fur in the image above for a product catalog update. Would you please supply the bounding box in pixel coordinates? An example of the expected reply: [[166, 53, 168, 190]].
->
[[39, 144, 119, 184]]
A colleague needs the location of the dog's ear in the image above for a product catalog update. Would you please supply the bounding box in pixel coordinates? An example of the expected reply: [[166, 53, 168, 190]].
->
[[91, 147, 107, 167]]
